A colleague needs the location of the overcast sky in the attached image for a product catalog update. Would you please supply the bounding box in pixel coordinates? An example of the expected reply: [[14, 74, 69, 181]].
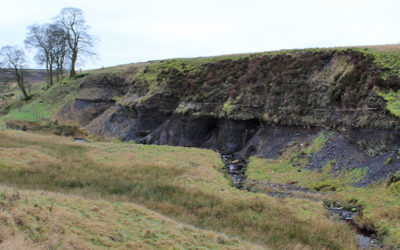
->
[[1, 0, 400, 69]]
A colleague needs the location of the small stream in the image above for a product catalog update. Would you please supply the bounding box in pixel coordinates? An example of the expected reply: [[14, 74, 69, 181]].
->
[[221, 154, 382, 249], [221, 154, 247, 189], [73, 138, 87, 143], [325, 205, 380, 249]]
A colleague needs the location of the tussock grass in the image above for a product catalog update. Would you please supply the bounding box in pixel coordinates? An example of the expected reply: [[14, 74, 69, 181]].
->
[[378, 90, 400, 117], [247, 157, 367, 192], [0, 130, 358, 249], [0, 186, 258, 249], [354, 44, 400, 78]]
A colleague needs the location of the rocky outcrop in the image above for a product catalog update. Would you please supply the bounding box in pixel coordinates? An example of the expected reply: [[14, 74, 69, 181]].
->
[[56, 49, 400, 184], [139, 50, 399, 129], [56, 73, 128, 125]]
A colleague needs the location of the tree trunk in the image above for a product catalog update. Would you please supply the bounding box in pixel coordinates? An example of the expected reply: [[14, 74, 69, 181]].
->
[[70, 50, 77, 77], [17, 81, 29, 100], [56, 57, 64, 80], [56, 68, 60, 81], [49, 64, 54, 87], [60, 60, 64, 78], [14, 67, 29, 100], [46, 61, 50, 89]]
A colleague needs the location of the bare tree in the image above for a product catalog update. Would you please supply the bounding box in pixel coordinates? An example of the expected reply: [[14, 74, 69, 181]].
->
[[52, 25, 69, 80], [25, 24, 67, 88], [25, 24, 52, 88], [55, 7, 95, 77], [0, 46, 30, 100], [54, 40, 69, 80]]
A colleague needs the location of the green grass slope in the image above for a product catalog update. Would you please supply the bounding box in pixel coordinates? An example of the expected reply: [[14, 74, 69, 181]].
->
[[354, 45, 400, 118], [0, 63, 142, 123]]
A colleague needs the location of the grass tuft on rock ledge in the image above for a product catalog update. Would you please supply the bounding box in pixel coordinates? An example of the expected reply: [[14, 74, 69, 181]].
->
[[379, 90, 400, 117]]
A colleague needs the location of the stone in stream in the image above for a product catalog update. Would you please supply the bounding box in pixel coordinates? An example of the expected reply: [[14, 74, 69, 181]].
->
[[357, 234, 379, 249], [326, 206, 358, 221], [325, 206, 381, 249], [222, 154, 247, 189]]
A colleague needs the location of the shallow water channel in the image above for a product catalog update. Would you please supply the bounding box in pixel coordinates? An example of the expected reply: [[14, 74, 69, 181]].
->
[[73, 138, 87, 143], [221, 154, 382, 249]]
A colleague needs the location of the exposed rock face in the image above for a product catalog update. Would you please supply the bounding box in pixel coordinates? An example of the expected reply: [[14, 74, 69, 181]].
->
[[58, 50, 400, 184], [141, 50, 399, 128], [56, 73, 128, 125], [57, 99, 115, 126], [84, 104, 137, 139], [142, 118, 259, 153]]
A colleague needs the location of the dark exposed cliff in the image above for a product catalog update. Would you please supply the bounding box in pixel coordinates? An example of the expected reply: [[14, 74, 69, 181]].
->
[[54, 48, 400, 184]]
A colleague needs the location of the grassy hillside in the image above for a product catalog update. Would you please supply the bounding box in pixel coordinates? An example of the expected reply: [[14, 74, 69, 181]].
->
[[0, 69, 47, 84], [1, 45, 400, 125], [0, 77, 82, 122], [355, 45, 400, 118], [2, 45, 400, 129], [0, 63, 143, 123], [0, 186, 260, 250], [0, 69, 47, 101], [0, 130, 358, 249]]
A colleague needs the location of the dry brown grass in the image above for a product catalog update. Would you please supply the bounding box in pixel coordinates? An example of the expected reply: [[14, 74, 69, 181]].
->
[[352, 44, 400, 52], [0, 130, 358, 249], [0, 186, 260, 250], [0, 233, 41, 250]]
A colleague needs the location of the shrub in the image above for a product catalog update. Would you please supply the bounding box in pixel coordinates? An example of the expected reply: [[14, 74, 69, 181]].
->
[[313, 181, 337, 192], [390, 182, 400, 194]]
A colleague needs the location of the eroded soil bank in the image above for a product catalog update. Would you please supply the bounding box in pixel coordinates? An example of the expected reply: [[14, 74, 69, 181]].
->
[[55, 50, 400, 185]]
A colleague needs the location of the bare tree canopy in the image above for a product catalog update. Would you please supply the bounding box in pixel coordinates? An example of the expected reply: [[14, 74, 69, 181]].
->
[[25, 23, 68, 88], [55, 7, 95, 77], [0, 45, 30, 100], [53, 27, 69, 80]]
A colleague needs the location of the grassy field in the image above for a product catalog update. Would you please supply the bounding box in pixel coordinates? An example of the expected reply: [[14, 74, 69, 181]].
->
[[0, 186, 260, 250], [246, 132, 400, 247], [0, 130, 359, 249]]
